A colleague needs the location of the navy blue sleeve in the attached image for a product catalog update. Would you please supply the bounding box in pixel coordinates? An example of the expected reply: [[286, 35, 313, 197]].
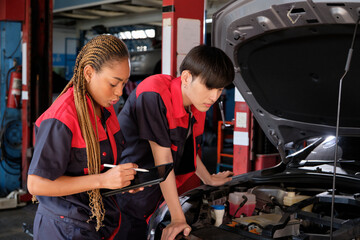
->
[[28, 119, 72, 181], [136, 92, 171, 148]]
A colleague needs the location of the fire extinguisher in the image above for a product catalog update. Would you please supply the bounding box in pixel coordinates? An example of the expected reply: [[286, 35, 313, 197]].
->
[[6, 65, 22, 109]]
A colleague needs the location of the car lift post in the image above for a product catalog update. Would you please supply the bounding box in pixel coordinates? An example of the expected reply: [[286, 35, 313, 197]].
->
[[161, 0, 205, 77], [21, 0, 53, 193], [161, 0, 205, 194]]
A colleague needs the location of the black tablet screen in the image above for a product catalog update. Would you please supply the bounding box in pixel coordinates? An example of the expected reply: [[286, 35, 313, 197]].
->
[[102, 163, 173, 197]]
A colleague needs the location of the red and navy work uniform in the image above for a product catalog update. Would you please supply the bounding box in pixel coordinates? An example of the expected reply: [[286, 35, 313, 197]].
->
[[115, 74, 205, 240], [28, 87, 125, 240]]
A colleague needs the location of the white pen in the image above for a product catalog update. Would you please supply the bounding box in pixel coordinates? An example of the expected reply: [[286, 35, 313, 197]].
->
[[103, 163, 149, 172]]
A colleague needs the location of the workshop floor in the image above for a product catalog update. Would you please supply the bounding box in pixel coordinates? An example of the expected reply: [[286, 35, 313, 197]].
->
[[0, 203, 37, 240], [0, 146, 218, 239]]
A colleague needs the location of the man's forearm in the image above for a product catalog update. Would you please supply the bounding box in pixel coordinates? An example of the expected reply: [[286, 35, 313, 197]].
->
[[195, 154, 212, 185], [149, 140, 186, 221], [159, 171, 186, 221]]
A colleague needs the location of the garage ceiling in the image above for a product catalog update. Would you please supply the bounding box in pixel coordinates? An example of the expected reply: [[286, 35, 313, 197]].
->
[[53, 0, 231, 30]]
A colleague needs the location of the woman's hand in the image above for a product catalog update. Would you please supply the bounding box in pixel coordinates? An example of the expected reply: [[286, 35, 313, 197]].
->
[[127, 187, 144, 194], [27, 163, 140, 196], [100, 163, 138, 189]]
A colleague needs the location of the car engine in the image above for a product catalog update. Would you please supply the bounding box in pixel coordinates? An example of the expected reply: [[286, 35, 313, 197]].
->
[[150, 181, 360, 240]]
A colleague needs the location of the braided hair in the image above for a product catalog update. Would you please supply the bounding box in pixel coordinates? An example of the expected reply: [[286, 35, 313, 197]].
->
[[59, 35, 129, 230]]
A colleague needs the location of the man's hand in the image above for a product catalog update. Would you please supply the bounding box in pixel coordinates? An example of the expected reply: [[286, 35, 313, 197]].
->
[[161, 220, 191, 240], [195, 155, 233, 187], [208, 170, 233, 186]]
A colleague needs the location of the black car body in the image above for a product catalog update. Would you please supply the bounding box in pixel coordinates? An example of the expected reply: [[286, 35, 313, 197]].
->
[[148, 1, 360, 239]]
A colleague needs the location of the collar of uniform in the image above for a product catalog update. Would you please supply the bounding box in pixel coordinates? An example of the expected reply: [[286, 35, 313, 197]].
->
[[102, 107, 111, 122], [171, 77, 187, 118]]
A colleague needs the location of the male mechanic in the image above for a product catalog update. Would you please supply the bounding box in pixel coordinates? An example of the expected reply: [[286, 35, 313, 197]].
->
[[116, 45, 235, 240]]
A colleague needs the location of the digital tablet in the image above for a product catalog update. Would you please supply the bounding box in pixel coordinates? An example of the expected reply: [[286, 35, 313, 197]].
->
[[102, 162, 173, 197]]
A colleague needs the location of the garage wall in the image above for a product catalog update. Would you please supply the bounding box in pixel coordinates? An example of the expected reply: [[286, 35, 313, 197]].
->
[[53, 27, 77, 80]]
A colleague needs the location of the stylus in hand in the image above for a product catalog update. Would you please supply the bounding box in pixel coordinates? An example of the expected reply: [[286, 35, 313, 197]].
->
[[103, 164, 149, 172]]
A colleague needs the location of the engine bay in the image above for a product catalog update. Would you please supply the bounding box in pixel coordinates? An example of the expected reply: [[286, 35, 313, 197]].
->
[[153, 182, 360, 240]]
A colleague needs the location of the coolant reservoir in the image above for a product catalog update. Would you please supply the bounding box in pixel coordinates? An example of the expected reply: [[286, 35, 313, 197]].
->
[[283, 192, 313, 212], [229, 192, 256, 217]]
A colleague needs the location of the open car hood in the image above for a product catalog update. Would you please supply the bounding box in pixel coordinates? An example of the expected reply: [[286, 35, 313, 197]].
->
[[212, 0, 360, 157]]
